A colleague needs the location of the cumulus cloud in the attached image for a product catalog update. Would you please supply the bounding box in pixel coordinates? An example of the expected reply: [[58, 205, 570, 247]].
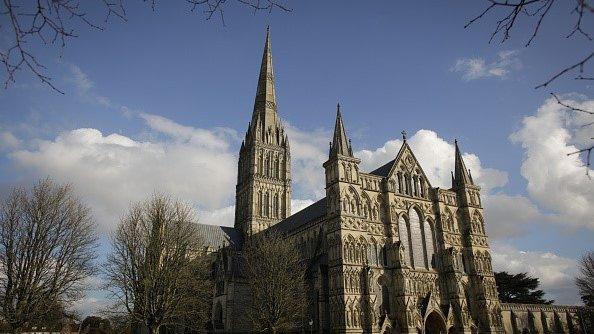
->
[[10, 116, 239, 232], [296, 127, 531, 240], [355, 130, 552, 240], [510, 96, 594, 229], [7, 102, 589, 311], [198, 205, 235, 227], [283, 125, 510, 199], [284, 123, 329, 199], [482, 194, 552, 239], [356, 129, 508, 192], [451, 50, 521, 81], [196, 199, 317, 228], [491, 242, 579, 305], [8, 110, 550, 243]]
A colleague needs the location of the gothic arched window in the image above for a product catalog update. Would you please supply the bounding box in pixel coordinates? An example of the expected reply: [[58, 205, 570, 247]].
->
[[423, 220, 436, 269], [398, 215, 411, 266], [409, 208, 424, 268], [264, 192, 270, 217], [258, 191, 263, 216], [273, 193, 279, 218]]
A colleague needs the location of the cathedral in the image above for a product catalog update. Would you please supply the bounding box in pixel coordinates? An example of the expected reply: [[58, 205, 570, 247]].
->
[[196, 28, 591, 334]]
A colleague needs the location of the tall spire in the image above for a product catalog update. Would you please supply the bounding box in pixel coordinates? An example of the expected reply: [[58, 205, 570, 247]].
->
[[252, 26, 278, 126], [330, 103, 353, 157], [453, 139, 473, 188]]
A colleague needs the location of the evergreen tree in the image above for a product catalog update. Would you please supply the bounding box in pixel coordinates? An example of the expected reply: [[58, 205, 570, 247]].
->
[[494, 271, 554, 304]]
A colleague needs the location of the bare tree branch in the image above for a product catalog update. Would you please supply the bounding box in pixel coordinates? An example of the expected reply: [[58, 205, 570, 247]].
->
[[104, 194, 212, 334], [576, 251, 594, 306], [0, 178, 98, 333], [551, 93, 594, 115], [466, 1, 594, 88], [187, 0, 290, 26], [243, 230, 307, 333], [0, 0, 126, 94], [1, 0, 290, 93], [466, 1, 594, 176], [536, 52, 594, 89], [567, 0, 594, 40]]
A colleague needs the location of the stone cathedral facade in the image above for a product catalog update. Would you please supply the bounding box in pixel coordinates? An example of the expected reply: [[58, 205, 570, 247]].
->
[[197, 29, 591, 334]]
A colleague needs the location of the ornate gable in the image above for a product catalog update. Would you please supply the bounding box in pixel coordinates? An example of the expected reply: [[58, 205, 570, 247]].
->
[[387, 142, 432, 187]]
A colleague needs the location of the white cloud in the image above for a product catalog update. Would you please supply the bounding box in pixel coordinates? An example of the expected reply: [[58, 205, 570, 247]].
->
[[284, 125, 508, 199], [196, 199, 317, 228], [198, 205, 235, 227], [6, 105, 589, 311], [355, 130, 548, 240], [67, 64, 113, 108], [73, 295, 111, 317], [510, 96, 594, 229], [482, 194, 551, 239], [292, 198, 316, 214], [491, 242, 580, 305], [356, 129, 508, 192], [0, 131, 21, 151], [10, 116, 239, 232], [451, 50, 521, 81], [284, 123, 329, 200]]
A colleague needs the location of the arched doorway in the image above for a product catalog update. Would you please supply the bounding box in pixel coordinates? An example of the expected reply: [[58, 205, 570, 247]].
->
[[424, 311, 447, 334]]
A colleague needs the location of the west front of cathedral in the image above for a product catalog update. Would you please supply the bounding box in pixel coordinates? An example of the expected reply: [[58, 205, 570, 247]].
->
[[196, 29, 591, 334]]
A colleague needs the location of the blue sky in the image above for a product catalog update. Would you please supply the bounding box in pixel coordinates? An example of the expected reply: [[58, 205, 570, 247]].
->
[[1, 1, 593, 313]]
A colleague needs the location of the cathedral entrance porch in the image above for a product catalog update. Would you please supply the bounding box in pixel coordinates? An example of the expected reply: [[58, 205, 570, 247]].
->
[[424, 311, 447, 334]]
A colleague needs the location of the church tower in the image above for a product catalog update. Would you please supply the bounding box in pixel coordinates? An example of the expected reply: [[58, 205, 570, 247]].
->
[[234, 28, 291, 236]]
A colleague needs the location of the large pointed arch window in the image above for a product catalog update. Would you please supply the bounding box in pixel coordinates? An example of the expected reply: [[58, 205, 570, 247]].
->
[[398, 215, 411, 266], [409, 208, 424, 268], [423, 219, 436, 268], [263, 191, 269, 217], [273, 193, 279, 218]]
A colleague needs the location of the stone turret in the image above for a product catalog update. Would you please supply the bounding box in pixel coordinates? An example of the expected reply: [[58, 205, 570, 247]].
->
[[324, 104, 360, 191], [452, 140, 502, 333]]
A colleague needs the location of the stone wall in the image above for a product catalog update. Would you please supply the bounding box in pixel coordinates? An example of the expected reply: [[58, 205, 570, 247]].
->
[[500, 303, 593, 334]]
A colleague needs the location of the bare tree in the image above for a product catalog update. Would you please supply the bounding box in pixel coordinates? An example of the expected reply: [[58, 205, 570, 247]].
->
[[466, 0, 594, 173], [576, 251, 594, 306], [0, 178, 97, 334], [243, 230, 307, 333], [104, 194, 212, 334], [0, 0, 289, 93]]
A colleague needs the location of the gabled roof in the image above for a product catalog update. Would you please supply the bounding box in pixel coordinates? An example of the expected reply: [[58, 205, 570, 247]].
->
[[368, 141, 432, 188], [370, 159, 396, 177], [196, 223, 243, 250], [271, 197, 327, 234]]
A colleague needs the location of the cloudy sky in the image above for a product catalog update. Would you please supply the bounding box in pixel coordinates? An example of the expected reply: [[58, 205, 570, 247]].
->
[[1, 1, 593, 315]]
